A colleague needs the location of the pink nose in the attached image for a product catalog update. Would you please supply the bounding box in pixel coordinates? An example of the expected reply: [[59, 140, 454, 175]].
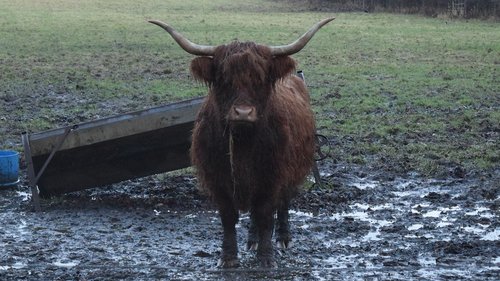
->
[[229, 105, 257, 122]]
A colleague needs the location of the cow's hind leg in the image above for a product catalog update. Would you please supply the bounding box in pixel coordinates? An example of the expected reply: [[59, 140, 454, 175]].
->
[[253, 202, 277, 268], [276, 198, 291, 249], [217, 203, 239, 268], [247, 212, 259, 251]]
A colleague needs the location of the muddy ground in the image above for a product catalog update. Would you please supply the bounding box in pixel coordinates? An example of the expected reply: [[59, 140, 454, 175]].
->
[[0, 160, 498, 280]]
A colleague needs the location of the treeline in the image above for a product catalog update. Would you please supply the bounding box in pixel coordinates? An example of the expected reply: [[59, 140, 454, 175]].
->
[[292, 0, 500, 18]]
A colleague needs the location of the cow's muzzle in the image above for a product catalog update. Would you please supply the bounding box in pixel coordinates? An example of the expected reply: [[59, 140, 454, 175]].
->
[[228, 105, 258, 124]]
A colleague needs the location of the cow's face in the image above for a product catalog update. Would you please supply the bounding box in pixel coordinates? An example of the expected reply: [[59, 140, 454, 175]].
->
[[189, 42, 296, 128]]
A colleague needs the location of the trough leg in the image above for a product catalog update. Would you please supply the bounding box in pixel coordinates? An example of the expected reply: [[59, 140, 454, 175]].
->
[[217, 203, 239, 268], [276, 198, 291, 249]]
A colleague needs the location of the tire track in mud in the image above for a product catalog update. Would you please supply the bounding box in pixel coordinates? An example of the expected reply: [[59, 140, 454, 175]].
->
[[0, 169, 498, 280]]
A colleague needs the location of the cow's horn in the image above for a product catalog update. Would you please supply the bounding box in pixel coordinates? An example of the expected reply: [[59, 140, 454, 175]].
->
[[149, 20, 216, 56], [270, 17, 335, 56]]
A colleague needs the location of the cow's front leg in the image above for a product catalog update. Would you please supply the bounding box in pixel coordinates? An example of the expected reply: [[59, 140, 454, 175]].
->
[[276, 198, 291, 249], [253, 202, 277, 268], [217, 203, 239, 268]]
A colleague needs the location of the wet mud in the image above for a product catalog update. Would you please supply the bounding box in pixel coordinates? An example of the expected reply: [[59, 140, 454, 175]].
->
[[1, 162, 498, 280]]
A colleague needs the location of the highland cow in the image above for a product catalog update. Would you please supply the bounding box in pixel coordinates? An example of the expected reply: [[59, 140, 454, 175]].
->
[[149, 17, 334, 267]]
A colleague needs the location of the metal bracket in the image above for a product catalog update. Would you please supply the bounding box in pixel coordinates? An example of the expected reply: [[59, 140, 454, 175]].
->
[[22, 125, 78, 212], [315, 134, 331, 161]]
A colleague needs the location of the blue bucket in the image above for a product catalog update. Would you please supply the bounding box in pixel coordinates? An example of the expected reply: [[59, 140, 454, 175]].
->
[[0, 150, 19, 187]]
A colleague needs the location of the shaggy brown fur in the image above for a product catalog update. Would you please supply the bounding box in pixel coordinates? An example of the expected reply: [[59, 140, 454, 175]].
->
[[189, 41, 315, 268]]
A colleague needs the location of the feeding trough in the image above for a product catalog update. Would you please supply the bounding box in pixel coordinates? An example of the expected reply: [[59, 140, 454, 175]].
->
[[22, 97, 204, 204]]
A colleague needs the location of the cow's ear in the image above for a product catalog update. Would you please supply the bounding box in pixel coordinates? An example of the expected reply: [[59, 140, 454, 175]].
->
[[270, 56, 296, 81], [190, 57, 214, 83]]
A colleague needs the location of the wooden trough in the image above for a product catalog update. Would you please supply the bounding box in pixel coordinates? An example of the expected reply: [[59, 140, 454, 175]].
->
[[22, 97, 203, 204]]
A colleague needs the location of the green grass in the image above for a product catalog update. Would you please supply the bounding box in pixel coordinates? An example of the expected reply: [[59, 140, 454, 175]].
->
[[0, 0, 498, 177]]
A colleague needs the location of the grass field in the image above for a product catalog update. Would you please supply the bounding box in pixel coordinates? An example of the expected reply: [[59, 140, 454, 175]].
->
[[0, 0, 498, 178]]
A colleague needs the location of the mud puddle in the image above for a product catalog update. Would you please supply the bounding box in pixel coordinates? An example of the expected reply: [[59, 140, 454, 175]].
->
[[0, 166, 498, 280]]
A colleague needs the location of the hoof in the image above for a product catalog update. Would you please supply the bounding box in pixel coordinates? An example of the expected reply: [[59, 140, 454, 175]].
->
[[247, 241, 258, 251], [217, 257, 239, 268], [276, 239, 291, 249]]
